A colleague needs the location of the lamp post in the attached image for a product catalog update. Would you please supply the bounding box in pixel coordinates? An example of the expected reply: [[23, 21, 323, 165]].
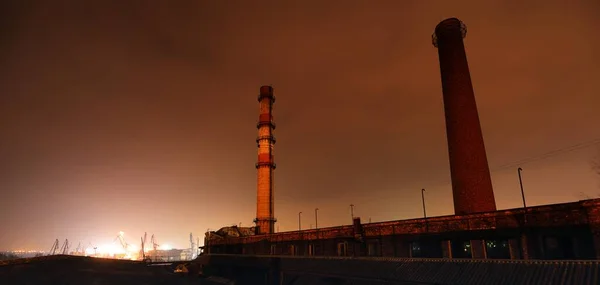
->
[[315, 208, 319, 229], [421, 188, 427, 219], [350, 204, 355, 219], [298, 212, 302, 231], [518, 167, 527, 224], [518, 167, 527, 208]]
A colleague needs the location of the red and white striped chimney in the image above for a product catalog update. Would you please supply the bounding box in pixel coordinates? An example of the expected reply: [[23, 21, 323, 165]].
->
[[254, 86, 277, 234]]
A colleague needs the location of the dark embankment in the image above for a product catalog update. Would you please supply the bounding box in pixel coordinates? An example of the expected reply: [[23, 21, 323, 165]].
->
[[0, 255, 222, 285]]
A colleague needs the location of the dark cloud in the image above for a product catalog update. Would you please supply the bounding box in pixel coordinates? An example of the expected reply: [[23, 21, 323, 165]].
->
[[0, 0, 598, 250]]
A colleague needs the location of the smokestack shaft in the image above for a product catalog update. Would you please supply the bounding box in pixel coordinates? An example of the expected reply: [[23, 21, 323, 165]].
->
[[433, 18, 496, 215], [255, 86, 276, 234]]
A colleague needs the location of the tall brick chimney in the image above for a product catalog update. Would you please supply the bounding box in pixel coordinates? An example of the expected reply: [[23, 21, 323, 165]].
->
[[254, 86, 277, 234], [432, 18, 497, 215]]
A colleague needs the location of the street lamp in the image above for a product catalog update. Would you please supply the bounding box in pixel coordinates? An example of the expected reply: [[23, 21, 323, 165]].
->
[[518, 167, 527, 224], [518, 167, 527, 208], [315, 208, 319, 229], [350, 204, 355, 219], [298, 212, 302, 231], [421, 188, 427, 219]]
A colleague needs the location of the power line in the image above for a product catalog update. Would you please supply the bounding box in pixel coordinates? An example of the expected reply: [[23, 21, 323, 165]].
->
[[422, 138, 600, 190], [492, 138, 600, 171]]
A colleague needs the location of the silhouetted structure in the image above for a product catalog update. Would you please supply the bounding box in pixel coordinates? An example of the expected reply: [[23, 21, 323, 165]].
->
[[254, 86, 277, 234], [206, 199, 600, 260], [204, 18, 600, 263], [432, 18, 496, 215]]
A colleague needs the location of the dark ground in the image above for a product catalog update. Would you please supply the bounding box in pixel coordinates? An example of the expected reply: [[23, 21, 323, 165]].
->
[[0, 255, 226, 285]]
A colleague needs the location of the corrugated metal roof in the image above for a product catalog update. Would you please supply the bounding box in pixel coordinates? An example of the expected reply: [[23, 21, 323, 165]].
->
[[207, 254, 600, 285]]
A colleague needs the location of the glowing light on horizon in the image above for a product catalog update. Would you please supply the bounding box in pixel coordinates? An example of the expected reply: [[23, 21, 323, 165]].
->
[[85, 247, 95, 255], [97, 243, 123, 255], [48, 231, 180, 261]]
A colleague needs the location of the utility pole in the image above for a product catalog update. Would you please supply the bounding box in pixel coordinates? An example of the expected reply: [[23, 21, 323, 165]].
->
[[350, 204, 355, 219], [298, 212, 302, 231], [315, 208, 319, 229]]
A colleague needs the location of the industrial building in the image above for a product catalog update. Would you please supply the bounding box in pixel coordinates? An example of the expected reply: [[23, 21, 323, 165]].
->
[[204, 18, 600, 260]]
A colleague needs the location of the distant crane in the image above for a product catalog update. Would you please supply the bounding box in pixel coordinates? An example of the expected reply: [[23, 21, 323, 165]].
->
[[60, 239, 70, 255], [74, 242, 82, 255], [140, 232, 147, 260], [150, 234, 159, 251], [48, 239, 59, 255], [114, 231, 129, 252], [150, 234, 160, 262]]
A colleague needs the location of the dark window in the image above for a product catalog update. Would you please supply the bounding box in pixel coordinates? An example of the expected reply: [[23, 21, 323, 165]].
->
[[412, 240, 443, 258], [410, 242, 422, 258], [485, 239, 511, 259], [337, 242, 347, 256], [367, 242, 379, 256], [543, 236, 575, 260], [451, 240, 472, 258]]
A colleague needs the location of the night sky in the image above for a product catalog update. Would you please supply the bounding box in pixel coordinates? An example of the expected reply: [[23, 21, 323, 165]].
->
[[1, 0, 599, 251]]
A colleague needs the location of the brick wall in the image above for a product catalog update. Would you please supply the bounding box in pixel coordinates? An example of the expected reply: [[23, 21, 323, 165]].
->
[[206, 199, 600, 260]]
